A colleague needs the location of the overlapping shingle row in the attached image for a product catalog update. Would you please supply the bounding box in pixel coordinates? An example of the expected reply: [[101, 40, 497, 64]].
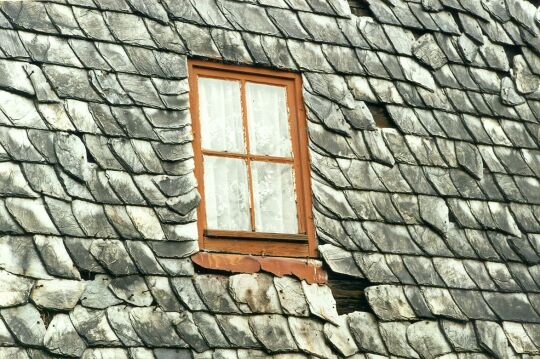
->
[[0, 0, 539, 357]]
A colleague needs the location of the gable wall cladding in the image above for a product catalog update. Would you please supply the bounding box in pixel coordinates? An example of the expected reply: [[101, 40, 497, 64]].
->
[[0, 0, 539, 358]]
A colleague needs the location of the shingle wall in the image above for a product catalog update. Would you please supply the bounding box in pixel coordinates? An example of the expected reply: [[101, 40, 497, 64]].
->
[[0, 0, 539, 358]]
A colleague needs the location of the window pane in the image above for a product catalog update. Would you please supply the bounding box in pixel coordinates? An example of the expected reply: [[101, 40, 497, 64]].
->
[[204, 156, 251, 231], [199, 77, 245, 153], [246, 83, 292, 157], [252, 161, 298, 233]]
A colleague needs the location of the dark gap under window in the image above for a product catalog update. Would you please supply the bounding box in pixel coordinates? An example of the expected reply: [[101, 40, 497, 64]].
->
[[86, 149, 97, 164], [194, 262, 236, 276], [74, 133, 96, 164], [447, 9, 464, 34], [37, 307, 54, 329], [347, 0, 371, 16], [79, 270, 97, 281], [409, 28, 428, 40], [327, 272, 372, 315], [367, 103, 396, 128], [501, 44, 522, 68], [448, 210, 458, 224]]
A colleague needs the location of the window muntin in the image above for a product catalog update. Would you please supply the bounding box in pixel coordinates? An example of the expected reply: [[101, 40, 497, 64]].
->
[[251, 161, 298, 233], [203, 155, 251, 231], [198, 77, 244, 153], [245, 82, 292, 157], [189, 60, 315, 258]]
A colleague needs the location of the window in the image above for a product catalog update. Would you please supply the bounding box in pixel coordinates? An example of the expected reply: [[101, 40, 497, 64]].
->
[[188, 60, 316, 258]]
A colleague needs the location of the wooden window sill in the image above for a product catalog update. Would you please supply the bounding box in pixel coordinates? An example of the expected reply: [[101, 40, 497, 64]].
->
[[202, 233, 314, 258], [191, 252, 327, 284]]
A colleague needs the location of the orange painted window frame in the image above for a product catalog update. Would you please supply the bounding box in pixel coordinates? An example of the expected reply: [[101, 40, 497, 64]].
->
[[188, 59, 317, 258]]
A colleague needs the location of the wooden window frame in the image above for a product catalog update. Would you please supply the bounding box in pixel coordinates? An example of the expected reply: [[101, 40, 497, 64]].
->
[[188, 59, 316, 258]]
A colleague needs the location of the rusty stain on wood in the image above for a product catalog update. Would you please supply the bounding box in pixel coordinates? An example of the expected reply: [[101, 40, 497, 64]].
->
[[192, 252, 327, 284]]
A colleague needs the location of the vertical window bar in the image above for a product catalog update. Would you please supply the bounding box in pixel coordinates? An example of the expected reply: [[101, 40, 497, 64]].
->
[[240, 79, 257, 232], [287, 82, 305, 235]]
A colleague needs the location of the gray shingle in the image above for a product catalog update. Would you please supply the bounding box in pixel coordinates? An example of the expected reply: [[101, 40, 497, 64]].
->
[[1, 2, 57, 33], [161, 0, 203, 23], [288, 40, 332, 72], [229, 273, 281, 313], [433, 257, 476, 289], [72, 8, 114, 41], [34, 235, 80, 279], [440, 320, 480, 352], [319, 244, 363, 278], [347, 311, 388, 355], [0, 348, 29, 359], [379, 321, 418, 357], [210, 29, 251, 64], [106, 306, 143, 346], [43, 65, 101, 101], [219, 1, 280, 35], [44, 313, 86, 357], [406, 321, 452, 359], [267, 8, 309, 40], [450, 289, 498, 320], [475, 321, 511, 359], [216, 314, 259, 348], [64, 237, 106, 274], [81, 275, 123, 309], [413, 34, 448, 70], [103, 12, 155, 47], [484, 292, 540, 323], [70, 305, 121, 346], [502, 321, 538, 355], [31, 279, 85, 310], [1, 304, 46, 346], [422, 287, 467, 320], [172, 311, 208, 352], [323, 315, 358, 357], [273, 276, 310, 316], [6, 198, 59, 235], [104, 205, 142, 239], [403, 256, 445, 287], [109, 275, 153, 306], [403, 286, 435, 319], [89, 239, 137, 275], [365, 285, 416, 320], [288, 317, 335, 358], [193, 275, 240, 313], [0, 61, 34, 96], [0, 270, 34, 307], [117, 73, 164, 108], [249, 315, 297, 352]]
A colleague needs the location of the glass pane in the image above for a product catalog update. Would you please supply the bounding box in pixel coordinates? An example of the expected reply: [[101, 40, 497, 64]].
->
[[252, 161, 298, 234], [246, 82, 292, 157], [204, 156, 251, 231], [198, 77, 245, 153]]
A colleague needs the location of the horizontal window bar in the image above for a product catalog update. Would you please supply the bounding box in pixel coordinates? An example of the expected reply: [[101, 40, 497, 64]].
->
[[202, 150, 294, 163], [205, 229, 308, 242]]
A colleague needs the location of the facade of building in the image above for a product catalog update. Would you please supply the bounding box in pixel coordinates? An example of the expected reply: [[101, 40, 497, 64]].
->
[[0, 0, 539, 357]]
